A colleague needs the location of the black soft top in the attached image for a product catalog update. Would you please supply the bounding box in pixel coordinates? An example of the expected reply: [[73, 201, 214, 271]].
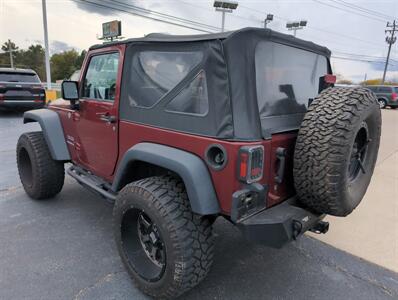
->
[[108, 27, 332, 140], [90, 27, 331, 57]]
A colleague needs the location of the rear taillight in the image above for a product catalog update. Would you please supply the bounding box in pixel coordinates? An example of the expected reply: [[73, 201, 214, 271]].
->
[[324, 74, 336, 84], [237, 145, 264, 183], [391, 92, 397, 101]]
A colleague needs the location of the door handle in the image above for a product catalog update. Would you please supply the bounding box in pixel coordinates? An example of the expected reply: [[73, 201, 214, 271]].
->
[[274, 147, 287, 184], [99, 114, 116, 123]]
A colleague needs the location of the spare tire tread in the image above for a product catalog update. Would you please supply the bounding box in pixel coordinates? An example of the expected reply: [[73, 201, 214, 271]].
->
[[294, 87, 381, 216]]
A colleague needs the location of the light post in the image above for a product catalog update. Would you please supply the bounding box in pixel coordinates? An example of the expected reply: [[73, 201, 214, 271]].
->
[[263, 14, 274, 28], [286, 20, 307, 36], [41, 0, 51, 89], [213, 1, 238, 32]]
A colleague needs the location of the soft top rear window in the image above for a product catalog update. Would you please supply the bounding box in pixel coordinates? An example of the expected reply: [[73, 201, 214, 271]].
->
[[0, 72, 40, 83], [255, 41, 328, 119]]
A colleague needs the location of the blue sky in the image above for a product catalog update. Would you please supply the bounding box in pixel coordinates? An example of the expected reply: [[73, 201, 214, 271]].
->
[[1, 0, 397, 82]]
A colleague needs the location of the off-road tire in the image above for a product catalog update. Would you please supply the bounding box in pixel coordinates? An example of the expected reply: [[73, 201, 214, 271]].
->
[[113, 175, 214, 299], [294, 87, 381, 216], [16, 131, 65, 199]]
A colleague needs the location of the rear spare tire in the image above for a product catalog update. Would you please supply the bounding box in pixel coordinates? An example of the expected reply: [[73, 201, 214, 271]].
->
[[294, 87, 381, 216]]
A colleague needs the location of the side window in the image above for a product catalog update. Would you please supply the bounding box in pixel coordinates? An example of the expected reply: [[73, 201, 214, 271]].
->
[[378, 87, 392, 93], [82, 52, 119, 101], [165, 70, 209, 116], [126, 51, 203, 108]]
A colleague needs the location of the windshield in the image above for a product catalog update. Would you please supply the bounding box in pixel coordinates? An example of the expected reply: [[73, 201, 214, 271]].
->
[[255, 41, 328, 118], [0, 72, 40, 83]]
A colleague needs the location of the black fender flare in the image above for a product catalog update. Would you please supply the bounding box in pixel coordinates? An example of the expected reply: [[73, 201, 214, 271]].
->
[[112, 143, 220, 215], [23, 109, 71, 161]]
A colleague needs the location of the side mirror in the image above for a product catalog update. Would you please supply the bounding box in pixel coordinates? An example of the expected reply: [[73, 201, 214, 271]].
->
[[62, 81, 79, 100]]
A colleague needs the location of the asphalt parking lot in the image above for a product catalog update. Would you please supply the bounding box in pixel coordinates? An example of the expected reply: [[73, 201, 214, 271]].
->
[[1, 109, 398, 300]]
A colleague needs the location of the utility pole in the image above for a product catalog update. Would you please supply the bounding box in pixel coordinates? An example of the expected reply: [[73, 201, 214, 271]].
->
[[382, 20, 397, 84], [42, 0, 51, 89], [8, 39, 14, 68]]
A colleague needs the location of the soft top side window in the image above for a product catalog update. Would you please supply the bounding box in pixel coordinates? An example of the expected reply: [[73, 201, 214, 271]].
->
[[165, 70, 209, 116], [126, 51, 203, 108], [82, 52, 119, 101]]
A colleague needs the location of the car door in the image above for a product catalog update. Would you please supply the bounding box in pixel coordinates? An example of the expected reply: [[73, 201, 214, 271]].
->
[[74, 49, 122, 178]]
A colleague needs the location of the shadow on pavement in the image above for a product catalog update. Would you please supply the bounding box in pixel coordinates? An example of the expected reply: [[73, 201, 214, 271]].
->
[[0, 182, 397, 300]]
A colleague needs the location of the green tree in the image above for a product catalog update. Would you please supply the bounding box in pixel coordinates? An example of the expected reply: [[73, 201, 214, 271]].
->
[[0, 40, 19, 68], [15, 45, 46, 80], [76, 50, 87, 68], [50, 49, 79, 80], [50, 49, 87, 81]]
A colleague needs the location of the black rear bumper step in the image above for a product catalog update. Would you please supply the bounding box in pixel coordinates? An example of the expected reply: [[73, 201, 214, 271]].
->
[[237, 198, 327, 248], [67, 165, 116, 202]]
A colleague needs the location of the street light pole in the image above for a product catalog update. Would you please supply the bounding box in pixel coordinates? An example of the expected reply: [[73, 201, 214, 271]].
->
[[221, 10, 226, 32], [213, 1, 238, 32], [41, 0, 51, 89], [263, 14, 274, 29], [286, 20, 307, 37]]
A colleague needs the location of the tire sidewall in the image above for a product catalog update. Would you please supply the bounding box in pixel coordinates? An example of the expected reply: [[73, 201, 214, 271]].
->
[[17, 134, 39, 197], [340, 101, 381, 213]]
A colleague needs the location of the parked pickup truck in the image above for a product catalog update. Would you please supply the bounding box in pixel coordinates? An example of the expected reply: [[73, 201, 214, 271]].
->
[[16, 28, 381, 299]]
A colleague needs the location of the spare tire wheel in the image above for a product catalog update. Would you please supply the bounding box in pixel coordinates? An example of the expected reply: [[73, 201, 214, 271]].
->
[[293, 87, 381, 216]]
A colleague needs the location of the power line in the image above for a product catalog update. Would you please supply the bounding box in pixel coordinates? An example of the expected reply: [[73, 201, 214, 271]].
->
[[240, 4, 386, 50], [72, 0, 214, 33], [331, 0, 395, 20], [178, 1, 261, 24], [332, 55, 398, 67], [108, 0, 221, 31], [311, 0, 387, 23]]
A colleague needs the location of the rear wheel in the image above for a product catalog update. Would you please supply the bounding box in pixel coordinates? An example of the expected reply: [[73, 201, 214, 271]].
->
[[294, 87, 381, 216], [16, 132, 64, 199], [113, 175, 214, 299], [378, 98, 387, 109]]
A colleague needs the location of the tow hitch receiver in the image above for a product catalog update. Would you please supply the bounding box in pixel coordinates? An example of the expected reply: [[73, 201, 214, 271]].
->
[[309, 220, 329, 234]]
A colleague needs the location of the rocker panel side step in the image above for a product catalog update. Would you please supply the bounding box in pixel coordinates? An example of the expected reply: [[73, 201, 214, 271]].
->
[[67, 165, 116, 202]]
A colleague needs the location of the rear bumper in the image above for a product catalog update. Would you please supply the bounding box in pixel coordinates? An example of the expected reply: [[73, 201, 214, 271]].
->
[[0, 100, 45, 109], [237, 198, 328, 248]]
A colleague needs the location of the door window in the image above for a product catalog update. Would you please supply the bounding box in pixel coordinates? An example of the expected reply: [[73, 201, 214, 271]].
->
[[82, 52, 119, 101]]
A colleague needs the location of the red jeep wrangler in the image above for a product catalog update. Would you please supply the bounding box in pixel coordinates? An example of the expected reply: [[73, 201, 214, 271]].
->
[[16, 28, 381, 299]]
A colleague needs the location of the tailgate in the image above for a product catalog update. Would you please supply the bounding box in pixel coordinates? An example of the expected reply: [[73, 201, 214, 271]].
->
[[0, 82, 45, 102]]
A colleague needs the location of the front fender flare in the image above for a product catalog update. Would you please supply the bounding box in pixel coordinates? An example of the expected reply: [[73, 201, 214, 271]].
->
[[112, 143, 220, 215], [23, 109, 71, 161]]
